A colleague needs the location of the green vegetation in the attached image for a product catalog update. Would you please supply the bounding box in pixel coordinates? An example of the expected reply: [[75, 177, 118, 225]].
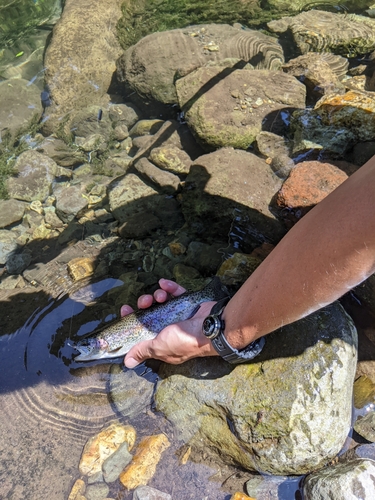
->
[[117, 0, 272, 50]]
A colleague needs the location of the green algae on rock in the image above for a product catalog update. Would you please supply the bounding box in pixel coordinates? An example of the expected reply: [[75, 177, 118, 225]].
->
[[155, 302, 357, 475]]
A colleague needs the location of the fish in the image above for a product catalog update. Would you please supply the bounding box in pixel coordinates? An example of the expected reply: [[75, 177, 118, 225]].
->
[[71, 276, 229, 361]]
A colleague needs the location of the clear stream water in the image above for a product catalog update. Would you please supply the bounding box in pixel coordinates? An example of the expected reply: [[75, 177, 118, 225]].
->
[[0, 1, 374, 499]]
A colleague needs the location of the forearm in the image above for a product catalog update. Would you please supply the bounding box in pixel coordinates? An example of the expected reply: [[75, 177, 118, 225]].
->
[[223, 157, 375, 350]]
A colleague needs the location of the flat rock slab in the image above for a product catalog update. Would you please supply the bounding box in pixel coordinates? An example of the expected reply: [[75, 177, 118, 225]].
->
[[155, 302, 357, 475]]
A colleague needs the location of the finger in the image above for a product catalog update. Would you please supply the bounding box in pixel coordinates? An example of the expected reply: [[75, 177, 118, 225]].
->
[[120, 305, 134, 317], [137, 294, 154, 309], [124, 341, 153, 368], [158, 278, 186, 296], [153, 289, 169, 303]]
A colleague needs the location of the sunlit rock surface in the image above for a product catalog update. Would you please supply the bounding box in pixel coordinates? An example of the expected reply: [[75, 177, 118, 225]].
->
[[268, 10, 375, 57], [155, 302, 357, 475], [43, 0, 123, 135], [176, 67, 305, 149], [117, 23, 284, 105], [303, 458, 375, 499]]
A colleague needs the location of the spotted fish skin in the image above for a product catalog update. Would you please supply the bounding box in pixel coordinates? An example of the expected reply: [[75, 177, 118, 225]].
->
[[72, 277, 229, 361]]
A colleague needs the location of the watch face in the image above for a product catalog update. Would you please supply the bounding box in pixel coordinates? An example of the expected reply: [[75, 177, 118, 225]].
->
[[202, 315, 220, 339]]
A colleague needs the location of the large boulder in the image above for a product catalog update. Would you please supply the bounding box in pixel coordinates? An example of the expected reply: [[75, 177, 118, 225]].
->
[[155, 302, 358, 475], [43, 0, 123, 135], [176, 67, 306, 149], [116, 24, 284, 105], [180, 147, 285, 250]]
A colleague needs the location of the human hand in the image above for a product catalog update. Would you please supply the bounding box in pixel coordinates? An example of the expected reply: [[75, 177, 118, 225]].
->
[[121, 278, 218, 368]]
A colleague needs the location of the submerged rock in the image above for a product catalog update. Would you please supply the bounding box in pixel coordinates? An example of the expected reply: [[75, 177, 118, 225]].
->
[[176, 67, 305, 150], [268, 10, 375, 57], [117, 24, 284, 105], [155, 302, 357, 475], [303, 458, 375, 499]]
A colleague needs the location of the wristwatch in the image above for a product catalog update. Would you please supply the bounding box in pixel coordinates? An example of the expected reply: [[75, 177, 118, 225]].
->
[[202, 297, 265, 364]]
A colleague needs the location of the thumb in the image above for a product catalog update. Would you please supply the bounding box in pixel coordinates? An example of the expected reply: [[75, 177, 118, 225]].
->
[[124, 341, 152, 368]]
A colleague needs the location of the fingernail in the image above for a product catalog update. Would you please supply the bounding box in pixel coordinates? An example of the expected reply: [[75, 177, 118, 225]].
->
[[124, 357, 139, 369]]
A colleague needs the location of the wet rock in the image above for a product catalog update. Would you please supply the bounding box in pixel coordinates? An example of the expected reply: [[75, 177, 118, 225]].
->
[[43, 0, 123, 135], [104, 153, 132, 173], [57, 221, 83, 245], [303, 458, 375, 499], [155, 302, 357, 475], [0, 230, 19, 265], [267, 10, 375, 57], [274, 161, 348, 227], [117, 24, 284, 105], [109, 103, 142, 129], [176, 67, 305, 149], [37, 137, 86, 167], [0, 274, 26, 290], [282, 52, 346, 104], [75, 133, 108, 153], [353, 375, 375, 409], [85, 482, 109, 500], [181, 148, 285, 250], [79, 422, 136, 476], [172, 263, 203, 289], [54, 184, 89, 223], [185, 241, 225, 275], [68, 479, 86, 500], [354, 412, 375, 442], [246, 475, 301, 499], [134, 158, 180, 194], [0, 199, 28, 228], [354, 444, 375, 461], [255, 131, 294, 179], [133, 485, 172, 500], [217, 253, 261, 287], [129, 120, 165, 138], [44, 207, 64, 229], [109, 364, 155, 418], [0, 78, 43, 138], [149, 145, 191, 175], [6, 150, 58, 202], [118, 212, 162, 239], [348, 141, 375, 167], [6, 252, 32, 275], [113, 123, 129, 141], [102, 441, 133, 483], [67, 257, 97, 281], [119, 434, 170, 490]]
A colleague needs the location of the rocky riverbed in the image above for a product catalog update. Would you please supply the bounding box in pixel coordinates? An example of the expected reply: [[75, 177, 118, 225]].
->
[[1, 1, 375, 499]]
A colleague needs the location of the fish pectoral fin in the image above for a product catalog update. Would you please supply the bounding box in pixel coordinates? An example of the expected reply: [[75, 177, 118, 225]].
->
[[186, 304, 201, 320]]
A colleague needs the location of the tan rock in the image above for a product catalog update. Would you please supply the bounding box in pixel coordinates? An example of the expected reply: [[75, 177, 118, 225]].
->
[[79, 423, 136, 476], [149, 146, 191, 174], [119, 434, 170, 490], [68, 479, 85, 500], [217, 253, 262, 287], [67, 257, 97, 281]]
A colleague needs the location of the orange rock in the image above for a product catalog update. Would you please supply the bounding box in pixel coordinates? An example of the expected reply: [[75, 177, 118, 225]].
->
[[79, 423, 136, 476], [274, 160, 347, 227], [67, 257, 96, 281], [230, 493, 256, 500], [68, 479, 85, 500], [119, 433, 170, 490]]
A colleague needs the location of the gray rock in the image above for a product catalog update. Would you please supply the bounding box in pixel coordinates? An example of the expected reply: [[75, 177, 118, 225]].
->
[[117, 24, 284, 105], [6, 252, 32, 275], [0, 199, 28, 228], [102, 441, 132, 483], [181, 148, 285, 250], [149, 145, 191, 175], [155, 302, 357, 475], [246, 475, 302, 499], [54, 184, 88, 223], [133, 485, 172, 500], [355, 444, 375, 461], [37, 137, 86, 167], [6, 150, 58, 202], [0, 78, 43, 139], [0, 230, 19, 265], [354, 411, 375, 442], [118, 212, 161, 239], [109, 102, 142, 128], [134, 157, 180, 194], [85, 482, 109, 500], [109, 364, 154, 418], [176, 67, 305, 149], [256, 131, 294, 179], [303, 458, 375, 500], [185, 241, 225, 275]]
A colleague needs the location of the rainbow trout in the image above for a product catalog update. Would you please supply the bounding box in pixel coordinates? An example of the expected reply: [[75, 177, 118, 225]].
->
[[72, 277, 229, 361]]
